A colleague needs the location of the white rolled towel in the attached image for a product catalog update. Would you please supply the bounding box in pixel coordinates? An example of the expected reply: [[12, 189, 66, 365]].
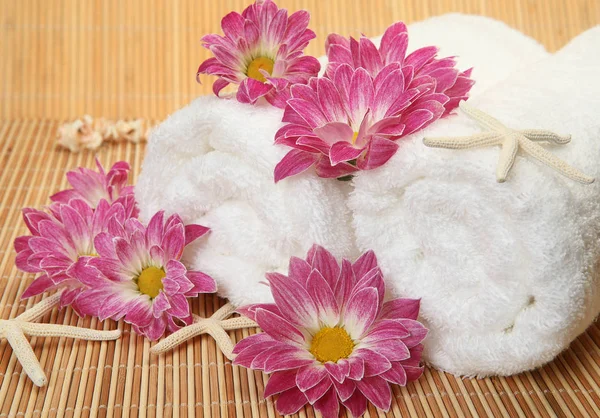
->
[[350, 26, 600, 376], [136, 13, 549, 309]]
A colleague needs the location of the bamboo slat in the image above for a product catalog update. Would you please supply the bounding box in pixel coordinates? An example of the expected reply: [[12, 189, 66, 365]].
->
[[1, 0, 600, 417]]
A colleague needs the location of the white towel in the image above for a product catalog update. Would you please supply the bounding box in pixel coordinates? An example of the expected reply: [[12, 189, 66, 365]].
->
[[136, 14, 549, 310], [349, 26, 600, 376]]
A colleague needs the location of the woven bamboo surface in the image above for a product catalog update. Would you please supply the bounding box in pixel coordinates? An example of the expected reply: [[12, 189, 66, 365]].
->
[[1, 0, 600, 417]]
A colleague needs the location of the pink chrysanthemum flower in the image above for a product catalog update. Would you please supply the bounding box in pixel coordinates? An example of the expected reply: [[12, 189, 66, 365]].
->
[[233, 245, 427, 418], [274, 63, 449, 181], [50, 158, 137, 217], [197, 0, 320, 108], [73, 211, 217, 340], [16, 199, 128, 313], [325, 22, 474, 114]]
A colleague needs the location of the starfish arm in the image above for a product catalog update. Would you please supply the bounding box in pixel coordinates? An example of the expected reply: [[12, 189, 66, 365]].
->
[[221, 317, 259, 330], [519, 138, 595, 184], [496, 134, 520, 183], [3, 323, 47, 386], [423, 132, 502, 150], [212, 303, 238, 321], [19, 322, 121, 340], [150, 323, 207, 354], [519, 129, 571, 144], [206, 325, 237, 360], [459, 101, 507, 131], [17, 292, 62, 322]]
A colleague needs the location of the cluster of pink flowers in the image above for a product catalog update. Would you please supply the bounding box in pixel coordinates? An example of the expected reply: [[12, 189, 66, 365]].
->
[[15, 159, 216, 340], [234, 245, 427, 417], [198, 1, 474, 180]]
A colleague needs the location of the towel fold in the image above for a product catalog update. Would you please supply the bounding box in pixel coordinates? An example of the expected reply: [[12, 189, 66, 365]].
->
[[349, 26, 600, 376], [135, 96, 356, 306]]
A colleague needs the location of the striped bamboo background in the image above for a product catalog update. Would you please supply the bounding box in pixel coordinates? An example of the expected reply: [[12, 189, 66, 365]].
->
[[1, 0, 600, 417]]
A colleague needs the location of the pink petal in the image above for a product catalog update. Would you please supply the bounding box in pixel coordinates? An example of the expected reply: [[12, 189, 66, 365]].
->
[[316, 78, 346, 122], [314, 122, 354, 147], [379, 22, 407, 62], [333, 376, 355, 402], [396, 319, 429, 348], [356, 136, 399, 171], [353, 348, 392, 376], [385, 33, 409, 65], [288, 256, 312, 285], [287, 98, 329, 129], [381, 298, 421, 320], [254, 308, 305, 346], [329, 142, 364, 166], [315, 157, 357, 179], [363, 319, 410, 342], [276, 388, 308, 416], [403, 365, 425, 381], [405, 46, 439, 71], [265, 272, 319, 330], [356, 376, 392, 411], [221, 11, 245, 39], [373, 68, 405, 117], [284, 10, 311, 44], [368, 339, 410, 362], [349, 68, 374, 123], [380, 362, 408, 386], [352, 250, 378, 280], [274, 149, 316, 183], [263, 370, 298, 398], [430, 67, 459, 93], [184, 224, 210, 245], [324, 362, 346, 384], [237, 78, 272, 104], [186, 270, 217, 294], [343, 391, 368, 418], [236, 303, 282, 322], [333, 259, 355, 306], [263, 347, 315, 373], [313, 388, 340, 418], [296, 365, 328, 391], [296, 135, 331, 155], [304, 377, 333, 404], [161, 223, 185, 260], [401, 109, 434, 136], [22, 274, 55, 299], [307, 244, 341, 288], [347, 357, 364, 380], [233, 332, 274, 355], [359, 36, 383, 76], [344, 287, 379, 338], [306, 269, 339, 326]]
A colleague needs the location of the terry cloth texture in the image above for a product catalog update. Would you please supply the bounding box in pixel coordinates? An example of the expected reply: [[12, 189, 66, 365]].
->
[[349, 26, 600, 376]]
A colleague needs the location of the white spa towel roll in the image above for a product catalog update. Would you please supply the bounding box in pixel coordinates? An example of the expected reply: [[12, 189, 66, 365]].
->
[[349, 26, 600, 376], [136, 13, 549, 309]]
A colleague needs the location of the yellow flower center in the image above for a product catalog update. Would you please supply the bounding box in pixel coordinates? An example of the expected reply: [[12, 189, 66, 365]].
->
[[136, 266, 166, 298], [351, 131, 359, 145], [309, 326, 354, 363], [246, 57, 274, 82]]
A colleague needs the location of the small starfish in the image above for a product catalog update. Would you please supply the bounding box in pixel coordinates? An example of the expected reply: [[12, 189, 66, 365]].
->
[[0, 291, 121, 386], [151, 303, 258, 360], [423, 101, 595, 184]]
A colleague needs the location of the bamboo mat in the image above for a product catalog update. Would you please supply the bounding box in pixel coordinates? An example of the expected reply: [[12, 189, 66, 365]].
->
[[1, 0, 600, 417]]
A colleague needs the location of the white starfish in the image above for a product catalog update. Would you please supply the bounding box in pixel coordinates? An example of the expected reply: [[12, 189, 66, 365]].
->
[[151, 303, 258, 360], [423, 101, 595, 184], [0, 291, 121, 386]]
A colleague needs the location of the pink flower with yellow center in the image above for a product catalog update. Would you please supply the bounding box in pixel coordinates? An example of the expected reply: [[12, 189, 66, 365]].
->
[[50, 158, 137, 218], [73, 211, 217, 340], [274, 63, 449, 181], [197, 0, 320, 108], [325, 22, 474, 114], [16, 199, 128, 314], [233, 245, 427, 418]]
